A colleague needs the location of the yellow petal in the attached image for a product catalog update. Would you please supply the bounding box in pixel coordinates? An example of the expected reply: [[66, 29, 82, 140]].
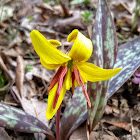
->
[[76, 62, 122, 82], [67, 29, 93, 62], [30, 30, 71, 64], [65, 68, 72, 90], [48, 40, 61, 47], [40, 58, 60, 70], [46, 81, 67, 119]]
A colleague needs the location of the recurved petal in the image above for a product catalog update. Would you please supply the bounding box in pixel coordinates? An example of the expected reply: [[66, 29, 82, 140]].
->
[[46, 81, 67, 120], [30, 30, 71, 64], [67, 29, 93, 62], [40, 58, 60, 70], [48, 40, 61, 47], [76, 62, 122, 82]]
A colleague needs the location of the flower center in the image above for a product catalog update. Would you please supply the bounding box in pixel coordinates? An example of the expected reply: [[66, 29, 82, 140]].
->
[[48, 62, 91, 109], [67, 60, 73, 69]]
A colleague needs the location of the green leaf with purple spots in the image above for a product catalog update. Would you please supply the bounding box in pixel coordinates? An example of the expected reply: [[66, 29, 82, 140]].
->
[[60, 0, 118, 137], [60, 86, 87, 140], [108, 37, 140, 98], [0, 103, 55, 140], [88, 0, 118, 131], [60, 37, 140, 139]]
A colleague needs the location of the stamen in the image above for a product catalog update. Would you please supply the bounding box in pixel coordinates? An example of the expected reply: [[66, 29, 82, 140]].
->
[[73, 65, 81, 86], [75, 65, 91, 108], [53, 66, 67, 109], [71, 72, 75, 97], [48, 66, 63, 91]]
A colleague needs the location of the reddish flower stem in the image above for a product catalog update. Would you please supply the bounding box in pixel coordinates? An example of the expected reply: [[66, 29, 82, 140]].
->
[[53, 66, 67, 109], [56, 105, 61, 140]]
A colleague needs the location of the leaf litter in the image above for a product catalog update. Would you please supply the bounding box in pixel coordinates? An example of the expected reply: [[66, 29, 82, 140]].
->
[[0, 0, 140, 139]]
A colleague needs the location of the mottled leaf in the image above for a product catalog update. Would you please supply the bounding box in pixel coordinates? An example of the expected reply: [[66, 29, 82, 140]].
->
[[60, 0, 118, 136], [108, 37, 140, 98], [60, 86, 87, 140], [0, 103, 55, 140], [61, 37, 140, 138], [88, 0, 118, 130]]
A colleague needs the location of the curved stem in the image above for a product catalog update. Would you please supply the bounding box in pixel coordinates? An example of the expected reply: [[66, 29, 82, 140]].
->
[[56, 105, 61, 140]]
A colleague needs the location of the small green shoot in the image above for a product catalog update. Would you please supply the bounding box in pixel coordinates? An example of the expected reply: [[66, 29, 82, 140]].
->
[[0, 69, 7, 88], [27, 15, 33, 20], [70, 0, 90, 5], [21, 43, 36, 62], [117, 33, 128, 44], [117, 33, 127, 41], [7, 25, 18, 41], [0, 69, 8, 99], [44, 98, 48, 102], [26, 65, 33, 72], [81, 10, 93, 24], [43, 0, 50, 3], [43, 0, 59, 4]]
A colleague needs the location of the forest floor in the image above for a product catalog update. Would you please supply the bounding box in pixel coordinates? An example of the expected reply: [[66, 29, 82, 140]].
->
[[0, 0, 140, 139]]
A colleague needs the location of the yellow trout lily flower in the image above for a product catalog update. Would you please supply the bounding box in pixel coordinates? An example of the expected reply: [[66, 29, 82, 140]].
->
[[30, 29, 122, 120]]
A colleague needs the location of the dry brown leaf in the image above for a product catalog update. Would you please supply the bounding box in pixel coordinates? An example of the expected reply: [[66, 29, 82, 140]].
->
[[12, 83, 49, 127], [69, 122, 88, 140], [17, 1, 33, 19], [104, 105, 113, 115], [89, 131, 118, 140], [0, 128, 11, 140], [25, 63, 53, 82], [16, 55, 25, 97], [54, 11, 86, 33], [104, 121, 131, 131]]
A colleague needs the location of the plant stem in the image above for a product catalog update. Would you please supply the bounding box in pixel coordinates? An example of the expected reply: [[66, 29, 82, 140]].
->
[[92, 81, 108, 128], [56, 105, 61, 140]]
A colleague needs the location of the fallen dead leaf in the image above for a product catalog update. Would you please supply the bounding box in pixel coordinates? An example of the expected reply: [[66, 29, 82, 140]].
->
[[12, 84, 49, 127], [25, 63, 54, 82], [54, 11, 86, 33], [104, 105, 113, 115], [16, 55, 25, 97], [89, 131, 118, 140], [104, 121, 131, 131], [0, 128, 11, 140], [69, 121, 88, 140]]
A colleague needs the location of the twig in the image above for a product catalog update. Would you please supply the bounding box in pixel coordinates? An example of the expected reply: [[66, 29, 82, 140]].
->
[[1, 101, 19, 106], [10, 82, 20, 103]]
